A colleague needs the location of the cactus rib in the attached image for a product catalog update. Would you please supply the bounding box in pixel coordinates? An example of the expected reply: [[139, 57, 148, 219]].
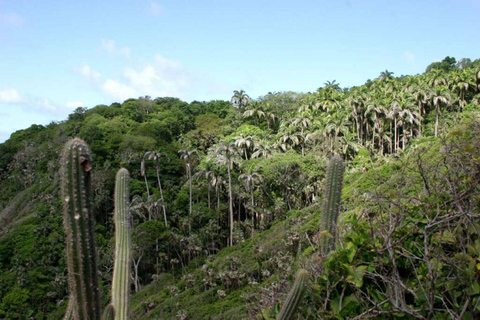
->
[[277, 269, 308, 320], [112, 168, 131, 320], [102, 304, 116, 320], [61, 138, 101, 320], [320, 156, 345, 255]]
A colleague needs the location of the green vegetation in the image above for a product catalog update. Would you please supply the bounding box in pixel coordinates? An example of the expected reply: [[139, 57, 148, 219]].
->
[[0, 58, 479, 319]]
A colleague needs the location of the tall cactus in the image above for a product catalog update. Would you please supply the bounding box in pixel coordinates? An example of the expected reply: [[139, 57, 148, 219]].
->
[[319, 155, 345, 255], [277, 269, 308, 320], [102, 304, 115, 320], [61, 138, 101, 320], [112, 168, 131, 319]]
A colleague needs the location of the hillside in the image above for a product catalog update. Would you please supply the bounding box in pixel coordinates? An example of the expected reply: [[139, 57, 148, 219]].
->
[[0, 58, 480, 319]]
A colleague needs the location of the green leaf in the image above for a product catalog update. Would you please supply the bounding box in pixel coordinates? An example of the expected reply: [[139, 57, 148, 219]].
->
[[345, 242, 357, 263], [467, 281, 480, 296], [261, 307, 272, 320], [347, 265, 367, 288], [441, 230, 456, 244], [320, 230, 333, 238]]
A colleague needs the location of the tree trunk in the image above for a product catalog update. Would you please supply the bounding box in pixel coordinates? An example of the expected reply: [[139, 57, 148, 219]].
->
[[143, 174, 150, 197], [133, 255, 143, 292], [227, 159, 234, 246], [251, 187, 255, 237], [207, 183, 211, 209], [156, 166, 168, 227], [188, 166, 193, 232], [394, 119, 398, 153]]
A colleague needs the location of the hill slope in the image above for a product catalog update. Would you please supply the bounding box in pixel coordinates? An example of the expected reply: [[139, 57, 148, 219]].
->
[[0, 61, 479, 318]]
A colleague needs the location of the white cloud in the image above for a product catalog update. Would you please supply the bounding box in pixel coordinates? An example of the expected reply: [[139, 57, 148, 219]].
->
[[0, 11, 23, 28], [100, 38, 131, 58], [0, 92, 87, 142], [66, 101, 83, 108], [149, 1, 163, 16], [102, 79, 137, 101], [404, 51, 416, 64], [79, 48, 228, 102], [80, 63, 101, 81], [93, 54, 195, 101], [0, 88, 22, 103]]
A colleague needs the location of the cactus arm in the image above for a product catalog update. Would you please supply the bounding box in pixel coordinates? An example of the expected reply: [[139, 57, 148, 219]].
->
[[320, 156, 345, 255], [277, 269, 308, 320], [112, 168, 131, 319], [61, 138, 101, 320]]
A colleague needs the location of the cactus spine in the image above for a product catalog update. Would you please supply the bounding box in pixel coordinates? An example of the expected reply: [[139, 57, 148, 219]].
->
[[319, 155, 344, 255], [111, 168, 131, 319], [61, 138, 101, 320], [277, 269, 308, 320]]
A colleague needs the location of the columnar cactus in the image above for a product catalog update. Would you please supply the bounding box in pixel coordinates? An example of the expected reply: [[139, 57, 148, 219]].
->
[[111, 168, 131, 319], [277, 269, 308, 320], [319, 155, 345, 255], [61, 138, 101, 320], [102, 304, 115, 320]]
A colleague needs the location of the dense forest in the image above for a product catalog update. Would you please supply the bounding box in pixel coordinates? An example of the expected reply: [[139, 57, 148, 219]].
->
[[0, 56, 479, 319]]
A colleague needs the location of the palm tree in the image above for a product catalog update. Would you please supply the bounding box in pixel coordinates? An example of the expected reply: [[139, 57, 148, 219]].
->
[[179, 149, 198, 230], [238, 171, 262, 236], [213, 142, 237, 246], [411, 84, 431, 136], [279, 129, 302, 154], [379, 70, 394, 81], [211, 172, 225, 211], [140, 155, 151, 199], [251, 139, 273, 159], [290, 112, 313, 136], [429, 86, 451, 137], [234, 134, 255, 160], [144, 151, 169, 226], [323, 80, 342, 92], [231, 90, 251, 113], [193, 161, 215, 210]]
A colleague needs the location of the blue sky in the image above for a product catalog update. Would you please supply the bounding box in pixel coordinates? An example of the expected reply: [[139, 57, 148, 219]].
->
[[0, 0, 479, 142]]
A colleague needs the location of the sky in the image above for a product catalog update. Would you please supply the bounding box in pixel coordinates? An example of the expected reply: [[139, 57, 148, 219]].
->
[[0, 0, 479, 142]]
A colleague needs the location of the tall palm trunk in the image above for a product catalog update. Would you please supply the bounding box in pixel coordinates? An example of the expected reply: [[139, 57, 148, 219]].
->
[[394, 118, 398, 153], [143, 175, 150, 198], [227, 159, 234, 246], [156, 165, 168, 226], [207, 183, 211, 209], [188, 166, 193, 232], [250, 187, 255, 237], [418, 101, 423, 136]]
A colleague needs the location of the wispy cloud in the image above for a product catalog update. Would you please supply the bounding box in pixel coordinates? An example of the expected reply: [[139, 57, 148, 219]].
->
[[102, 79, 137, 101], [0, 11, 23, 28], [66, 101, 83, 108], [102, 54, 201, 101], [100, 38, 131, 58], [0, 89, 87, 142], [0, 88, 23, 103], [80, 44, 229, 102], [80, 63, 101, 81], [403, 51, 416, 65], [148, 1, 163, 16]]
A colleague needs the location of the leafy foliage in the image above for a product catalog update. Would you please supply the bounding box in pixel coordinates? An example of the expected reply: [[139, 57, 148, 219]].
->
[[0, 58, 479, 318]]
